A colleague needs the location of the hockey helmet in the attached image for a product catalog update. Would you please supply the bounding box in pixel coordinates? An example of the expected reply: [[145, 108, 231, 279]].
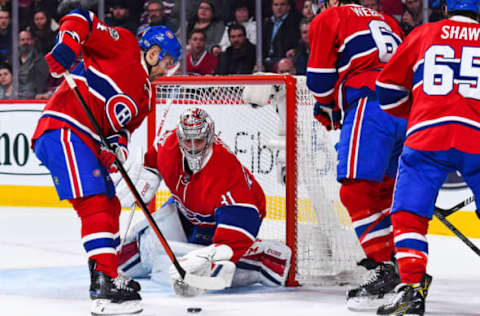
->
[[177, 108, 215, 173], [445, 0, 480, 13], [139, 25, 182, 63]]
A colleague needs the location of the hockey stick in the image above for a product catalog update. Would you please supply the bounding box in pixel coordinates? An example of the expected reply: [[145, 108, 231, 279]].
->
[[63, 72, 227, 290], [434, 195, 475, 217], [434, 196, 480, 257], [118, 203, 136, 254], [433, 210, 480, 256]]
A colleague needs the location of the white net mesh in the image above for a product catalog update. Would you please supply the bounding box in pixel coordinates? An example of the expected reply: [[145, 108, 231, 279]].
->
[[152, 75, 364, 286]]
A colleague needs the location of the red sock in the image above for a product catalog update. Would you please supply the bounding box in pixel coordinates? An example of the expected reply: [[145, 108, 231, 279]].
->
[[392, 211, 429, 283], [340, 179, 394, 262], [71, 195, 121, 278]]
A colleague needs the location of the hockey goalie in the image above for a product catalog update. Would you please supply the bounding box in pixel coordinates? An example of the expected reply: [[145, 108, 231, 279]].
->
[[115, 108, 291, 296]]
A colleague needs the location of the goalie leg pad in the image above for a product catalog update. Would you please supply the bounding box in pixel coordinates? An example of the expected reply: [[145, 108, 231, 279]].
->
[[234, 239, 292, 287], [120, 201, 188, 278]]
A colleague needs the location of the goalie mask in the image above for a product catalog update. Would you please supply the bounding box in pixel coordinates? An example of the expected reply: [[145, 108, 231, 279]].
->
[[177, 108, 215, 173]]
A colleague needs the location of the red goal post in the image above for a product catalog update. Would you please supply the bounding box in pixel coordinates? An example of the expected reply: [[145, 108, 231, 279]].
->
[[148, 75, 364, 287]]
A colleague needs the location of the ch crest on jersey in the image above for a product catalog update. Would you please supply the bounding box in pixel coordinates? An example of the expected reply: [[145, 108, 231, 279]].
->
[[106, 94, 138, 132]]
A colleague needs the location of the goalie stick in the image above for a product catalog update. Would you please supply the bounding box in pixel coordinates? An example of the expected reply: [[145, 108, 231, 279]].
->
[[63, 72, 228, 290], [119, 203, 136, 254], [434, 196, 480, 257]]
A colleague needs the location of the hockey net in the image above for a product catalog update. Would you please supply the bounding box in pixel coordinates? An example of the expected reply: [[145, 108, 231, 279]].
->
[[149, 75, 364, 286]]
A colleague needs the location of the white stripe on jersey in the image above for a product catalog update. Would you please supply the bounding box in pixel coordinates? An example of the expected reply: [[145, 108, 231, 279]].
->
[[42, 110, 101, 142], [407, 115, 480, 137]]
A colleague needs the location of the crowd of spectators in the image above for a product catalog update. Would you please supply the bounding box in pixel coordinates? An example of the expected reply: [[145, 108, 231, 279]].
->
[[0, 0, 447, 100]]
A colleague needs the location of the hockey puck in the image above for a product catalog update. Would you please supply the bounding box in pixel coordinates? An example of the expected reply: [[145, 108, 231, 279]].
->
[[187, 307, 202, 313]]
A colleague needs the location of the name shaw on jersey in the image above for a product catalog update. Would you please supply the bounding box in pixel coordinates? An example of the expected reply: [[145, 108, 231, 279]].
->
[[441, 25, 480, 40]]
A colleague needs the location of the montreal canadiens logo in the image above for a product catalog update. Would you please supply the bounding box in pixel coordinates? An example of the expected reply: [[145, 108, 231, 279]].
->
[[166, 30, 174, 39], [106, 94, 138, 132]]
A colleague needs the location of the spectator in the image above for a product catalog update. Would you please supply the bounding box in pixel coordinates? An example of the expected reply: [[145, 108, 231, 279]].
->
[[218, 0, 256, 52], [362, 0, 382, 11], [400, 0, 444, 35], [186, 29, 218, 75], [275, 57, 296, 75], [170, 0, 224, 26], [301, 0, 316, 21], [215, 23, 256, 75], [161, 0, 176, 18], [0, 0, 11, 12], [286, 19, 310, 75], [28, 9, 57, 55], [0, 10, 11, 61], [105, 0, 137, 34], [26, 0, 59, 28], [0, 62, 13, 99], [18, 30, 49, 99], [186, 0, 225, 51], [381, 0, 403, 21], [262, 0, 301, 72], [109, 0, 144, 26], [137, 0, 177, 37]]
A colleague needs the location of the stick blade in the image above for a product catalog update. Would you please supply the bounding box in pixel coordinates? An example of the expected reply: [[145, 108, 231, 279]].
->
[[183, 273, 227, 290]]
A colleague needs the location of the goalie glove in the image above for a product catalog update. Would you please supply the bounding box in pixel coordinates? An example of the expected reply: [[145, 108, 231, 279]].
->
[[313, 102, 342, 131], [169, 244, 236, 297], [114, 159, 161, 208]]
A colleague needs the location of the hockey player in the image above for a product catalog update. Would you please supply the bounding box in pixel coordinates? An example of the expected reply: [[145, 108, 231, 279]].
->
[[306, 0, 408, 310], [375, 0, 480, 314], [31, 8, 181, 316], [115, 108, 292, 296]]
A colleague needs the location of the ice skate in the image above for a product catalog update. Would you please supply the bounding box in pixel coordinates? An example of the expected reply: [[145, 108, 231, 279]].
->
[[346, 258, 400, 311], [377, 274, 432, 316], [89, 260, 142, 315]]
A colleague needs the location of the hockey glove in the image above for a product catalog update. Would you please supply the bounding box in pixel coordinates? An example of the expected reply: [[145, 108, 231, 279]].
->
[[99, 132, 129, 173], [314, 102, 342, 131], [45, 53, 67, 78], [169, 244, 236, 297], [45, 31, 81, 78]]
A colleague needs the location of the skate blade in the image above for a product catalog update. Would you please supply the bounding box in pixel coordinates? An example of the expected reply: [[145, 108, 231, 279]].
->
[[347, 293, 396, 311], [91, 299, 142, 315]]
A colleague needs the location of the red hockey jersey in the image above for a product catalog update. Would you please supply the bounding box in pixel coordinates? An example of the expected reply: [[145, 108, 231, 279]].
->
[[186, 51, 218, 75], [306, 4, 403, 109], [376, 16, 480, 153], [144, 130, 266, 262], [32, 9, 154, 154]]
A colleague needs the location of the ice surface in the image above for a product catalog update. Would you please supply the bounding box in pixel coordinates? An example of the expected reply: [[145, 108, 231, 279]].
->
[[1, 207, 479, 316]]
